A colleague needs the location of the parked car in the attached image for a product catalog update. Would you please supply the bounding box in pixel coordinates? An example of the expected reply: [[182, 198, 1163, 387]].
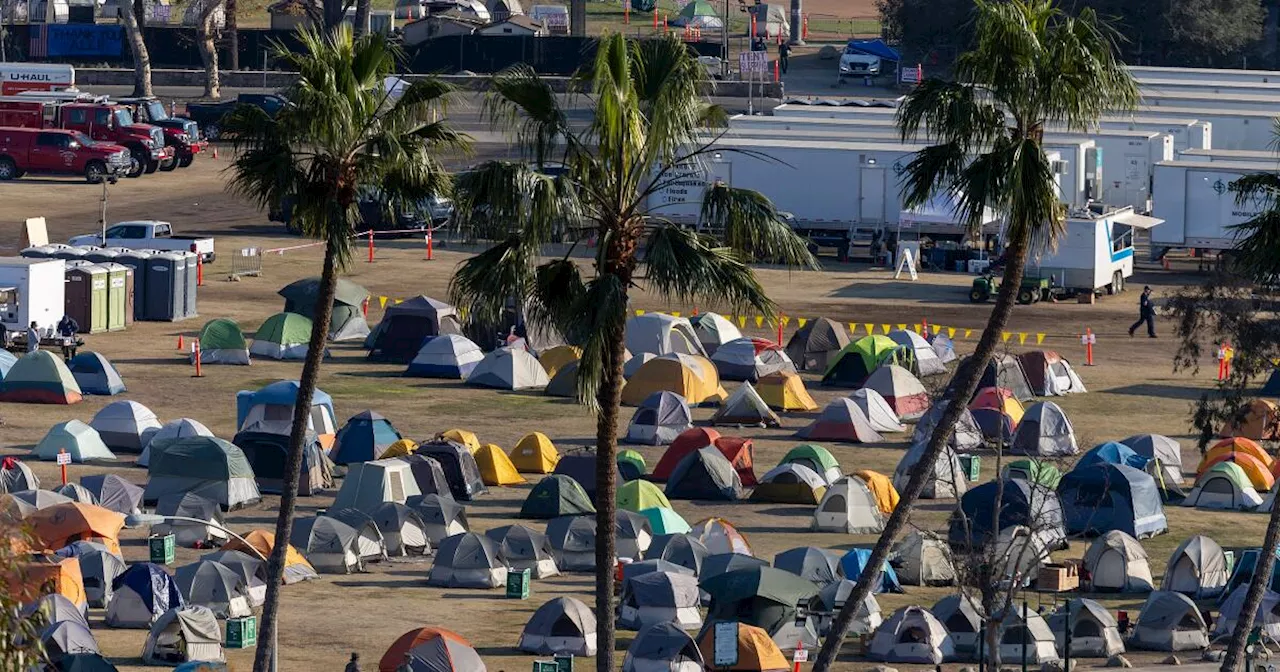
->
[[185, 93, 288, 141], [67, 220, 216, 262], [0, 127, 131, 182]]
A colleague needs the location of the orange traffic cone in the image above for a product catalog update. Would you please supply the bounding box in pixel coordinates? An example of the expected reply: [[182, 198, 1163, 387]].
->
[[177, 334, 184, 350], [212, 145, 218, 160]]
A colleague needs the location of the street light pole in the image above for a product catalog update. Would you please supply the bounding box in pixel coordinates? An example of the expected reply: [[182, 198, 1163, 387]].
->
[[125, 514, 278, 672]]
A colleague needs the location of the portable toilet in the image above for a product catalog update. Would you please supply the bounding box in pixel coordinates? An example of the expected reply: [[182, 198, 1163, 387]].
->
[[51, 246, 87, 261], [20, 246, 56, 259], [83, 248, 119, 265], [64, 262, 109, 333], [144, 253, 184, 321], [114, 250, 152, 321], [100, 263, 131, 330], [178, 251, 198, 319]]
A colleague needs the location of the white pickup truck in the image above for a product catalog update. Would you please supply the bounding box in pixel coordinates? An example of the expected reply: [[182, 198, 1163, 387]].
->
[[68, 220, 215, 262]]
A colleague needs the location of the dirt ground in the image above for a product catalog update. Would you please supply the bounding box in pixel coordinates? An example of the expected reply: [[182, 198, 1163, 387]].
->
[[0, 159, 1265, 671]]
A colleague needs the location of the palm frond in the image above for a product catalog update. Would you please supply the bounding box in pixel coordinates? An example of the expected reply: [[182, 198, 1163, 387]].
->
[[899, 142, 971, 211], [895, 79, 1004, 150], [699, 184, 819, 269], [527, 259, 589, 344], [1230, 172, 1280, 204], [449, 237, 537, 328], [632, 35, 709, 165], [451, 160, 574, 243], [484, 65, 573, 165], [642, 225, 775, 317], [1006, 138, 1066, 251], [1228, 209, 1280, 281]]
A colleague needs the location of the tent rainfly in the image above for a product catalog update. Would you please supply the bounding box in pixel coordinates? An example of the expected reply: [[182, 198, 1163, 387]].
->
[[250, 311, 313, 360], [691, 312, 742, 356], [518, 596, 598, 656]]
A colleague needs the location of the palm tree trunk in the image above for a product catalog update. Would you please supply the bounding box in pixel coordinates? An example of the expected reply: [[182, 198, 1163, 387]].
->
[[813, 223, 1032, 671], [198, 0, 222, 99], [252, 242, 340, 672], [592, 307, 625, 672], [119, 0, 152, 97], [226, 0, 239, 70], [1222, 507, 1280, 671], [353, 0, 371, 36]]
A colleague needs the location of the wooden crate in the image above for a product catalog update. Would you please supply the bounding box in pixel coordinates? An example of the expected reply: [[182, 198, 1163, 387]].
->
[[1037, 563, 1080, 592]]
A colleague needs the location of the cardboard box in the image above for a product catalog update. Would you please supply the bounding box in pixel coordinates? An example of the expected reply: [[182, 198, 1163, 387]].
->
[[1037, 563, 1080, 592]]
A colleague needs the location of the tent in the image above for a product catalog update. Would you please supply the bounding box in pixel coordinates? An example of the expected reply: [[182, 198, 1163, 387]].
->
[[991, 526, 1052, 587], [948, 479, 1067, 552], [521, 475, 595, 518], [711, 338, 796, 382], [519, 596, 598, 656], [331, 411, 403, 465], [1017, 350, 1087, 395], [619, 570, 702, 630], [822, 336, 910, 387], [713, 436, 758, 487], [848, 388, 905, 433], [640, 507, 691, 535], [893, 440, 968, 499], [912, 402, 984, 454], [785, 317, 849, 372], [67, 546, 126, 607], [1058, 462, 1168, 538], [410, 494, 470, 545], [622, 354, 727, 406], [250, 311, 313, 360], [192, 318, 250, 364], [546, 514, 599, 571], [626, 392, 694, 445], [617, 448, 646, 484], [415, 440, 487, 500], [1197, 448, 1275, 492], [381, 438, 418, 459], [398, 454, 454, 500], [40, 618, 99, 664], [1129, 591, 1209, 652], [796, 398, 884, 443], [7, 555, 86, 610], [1220, 398, 1280, 440], [544, 359, 584, 398], [333, 458, 421, 511], [144, 418, 214, 455], [813, 581, 882, 637], [664, 447, 744, 501], [76, 475, 141, 517], [644, 534, 710, 574], [781, 444, 841, 484], [670, 0, 722, 28], [368, 501, 430, 557], [405, 334, 484, 378], [619, 480, 671, 512], [1162, 534, 1229, 598], [773, 546, 842, 585], [439, 429, 480, 453], [291, 515, 376, 573], [140, 605, 224, 665], [106, 563, 183, 628], [929, 332, 957, 363], [143, 436, 261, 511], [886, 329, 946, 376], [930, 594, 982, 658], [233, 430, 332, 496], [0, 349, 15, 380], [690, 312, 742, 356], [174, 559, 251, 618], [1046, 598, 1124, 658], [510, 432, 560, 473], [3, 488, 71, 518], [235, 380, 337, 446], [325, 508, 391, 565], [67, 352, 125, 395], [689, 517, 752, 556], [696, 622, 788, 672], [428, 532, 507, 588], [1121, 434, 1184, 483], [751, 464, 827, 504], [701, 566, 820, 641], [1078, 441, 1148, 470], [711, 383, 781, 427], [54, 482, 98, 505], [378, 627, 484, 672], [537, 345, 581, 379], [367, 295, 461, 363], [1214, 585, 1280, 640], [867, 606, 955, 664], [861, 364, 931, 419], [222, 530, 318, 584], [839, 548, 902, 593], [653, 428, 718, 480], [1011, 401, 1077, 456], [154, 492, 226, 548], [1, 457, 40, 493], [29, 502, 125, 556], [0, 350, 83, 404], [90, 400, 162, 452], [1003, 459, 1062, 489], [950, 353, 1035, 402], [1265, 368, 1280, 397], [756, 371, 818, 411], [466, 347, 549, 390], [624, 622, 703, 672], [474, 444, 525, 486], [486, 524, 559, 578], [1201, 436, 1273, 471], [50, 653, 120, 671], [554, 452, 622, 498], [995, 606, 1059, 664], [890, 531, 955, 586], [1083, 530, 1154, 593], [1183, 461, 1264, 510], [970, 387, 1025, 424], [812, 476, 885, 533], [278, 277, 369, 341], [627, 313, 707, 357], [34, 420, 116, 462], [625, 353, 658, 379]]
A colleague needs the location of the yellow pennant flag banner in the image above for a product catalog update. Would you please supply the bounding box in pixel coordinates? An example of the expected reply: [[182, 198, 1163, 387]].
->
[[737, 316, 748, 328], [1036, 333, 1046, 345], [864, 323, 875, 336], [671, 311, 681, 318], [780, 316, 791, 327], [1018, 333, 1028, 345], [393, 298, 404, 304], [797, 318, 808, 329], [635, 309, 645, 316], [964, 329, 973, 339], [1002, 332, 1012, 342], [933, 325, 942, 335], [912, 324, 921, 334], [378, 296, 388, 308], [881, 324, 892, 334], [896, 323, 907, 332], [755, 316, 764, 328], [947, 327, 956, 339]]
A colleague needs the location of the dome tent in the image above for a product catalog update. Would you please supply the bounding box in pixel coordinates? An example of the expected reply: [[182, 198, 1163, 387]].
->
[[67, 352, 125, 395], [198, 550, 266, 606], [486, 524, 559, 578], [174, 559, 252, 619], [913, 402, 984, 454], [1129, 591, 1209, 652], [518, 596, 598, 656], [1082, 530, 1155, 593], [627, 313, 707, 357], [785, 317, 849, 372], [756, 371, 818, 411], [39, 615, 99, 664], [143, 418, 213, 456], [153, 492, 226, 548], [236, 380, 337, 445], [886, 329, 946, 376], [510, 432, 560, 473], [781, 444, 841, 484], [142, 436, 262, 511], [622, 354, 727, 406], [369, 501, 430, 557], [54, 543, 123, 608], [773, 546, 842, 585], [250, 311, 314, 360], [617, 449, 647, 481], [625, 391, 693, 445], [644, 533, 710, 575], [711, 338, 796, 382], [618, 479, 671, 512], [278, 276, 369, 341], [331, 410, 404, 465], [79, 474, 143, 516], [690, 517, 752, 556], [554, 452, 623, 498], [1045, 598, 1125, 658], [890, 530, 955, 586], [414, 439, 487, 500], [475, 443, 526, 486], [191, 318, 251, 364], [847, 388, 905, 433], [1011, 401, 1078, 456], [670, 0, 722, 28], [695, 622, 788, 672], [640, 506, 691, 535], [223, 529, 319, 584], [467, 347, 549, 390], [546, 514, 599, 571], [949, 479, 1067, 553], [624, 621, 703, 672], [867, 606, 955, 664], [410, 493, 470, 545], [5, 488, 72, 517], [1121, 434, 1184, 484], [796, 398, 884, 444], [691, 312, 742, 356], [0, 457, 40, 493], [618, 570, 702, 630], [367, 295, 461, 363], [711, 382, 781, 428], [234, 430, 333, 496], [995, 605, 1059, 664], [813, 581, 882, 637], [520, 474, 595, 519], [1080, 441, 1150, 470], [54, 482, 98, 505], [33, 420, 116, 463], [750, 464, 827, 505], [664, 447, 744, 501], [950, 352, 1035, 402], [812, 475, 885, 533], [1213, 584, 1280, 641], [821, 335, 910, 388], [106, 563, 183, 628], [378, 626, 485, 672], [931, 594, 982, 659], [1003, 458, 1062, 488], [0, 350, 83, 404], [839, 548, 902, 593], [854, 472, 898, 517], [427, 532, 507, 588], [1018, 350, 1087, 396], [1161, 534, 1228, 598], [1057, 462, 1168, 538], [893, 440, 968, 499], [1183, 461, 1264, 510], [140, 605, 224, 666], [861, 364, 931, 419], [701, 566, 820, 646], [405, 333, 484, 379], [290, 515, 380, 574], [90, 400, 161, 452], [537, 345, 581, 379]]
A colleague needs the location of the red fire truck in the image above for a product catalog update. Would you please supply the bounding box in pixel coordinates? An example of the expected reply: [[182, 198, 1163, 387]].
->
[[0, 97, 172, 177]]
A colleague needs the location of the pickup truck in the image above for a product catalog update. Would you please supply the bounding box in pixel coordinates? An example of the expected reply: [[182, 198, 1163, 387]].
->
[[116, 96, 208, 168], [0, 127, 132, 182], [0, 97, 172, 176], [68, 220, 216, 262], [185, 93, 288, 141]]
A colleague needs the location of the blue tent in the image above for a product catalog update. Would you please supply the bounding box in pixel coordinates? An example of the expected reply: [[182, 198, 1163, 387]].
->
[[67, 352, 126, 395], [1224, 547, 1280, 598], [0, 349, 17, 380], [110, 563, 183, 624], [235, 380, 336, 433], [949, 479, 1068, 551], [1263, 369, 1280, 397], [844, 38, 900, 63], [55, 653, 120, 671], [1078, 441, 1149, 470], [330, 410, 403, 464], [971, 407, 1015, 443], [1057, 463, 1167, 538], [838, 548, 902, 593]]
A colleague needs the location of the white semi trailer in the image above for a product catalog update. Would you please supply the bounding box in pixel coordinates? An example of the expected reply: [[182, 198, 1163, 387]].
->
[[1177, 148, 1274, 163], [1129, 65, 1280, 85], [1151, 159, 1272, 254], [1137, 78, 1280, 98], [1030, 205, 1162, 294], [1140, 90, 1280, 114]]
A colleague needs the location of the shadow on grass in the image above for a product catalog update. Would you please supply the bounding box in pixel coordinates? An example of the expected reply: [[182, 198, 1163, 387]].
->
[[1106, 383, 1207, 401]]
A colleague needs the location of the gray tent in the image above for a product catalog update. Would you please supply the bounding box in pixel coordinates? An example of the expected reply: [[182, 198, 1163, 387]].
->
[[201, 549, 268, 607], [624, 353, 657, 379], [1121, 433, 1184, 484], [995, 606, 1059, 664], [89, 400, 162, 452], [410, 493, 470, 545], [625, 391, 693, 445], [41, 620, 99, 663], [1214, 585, 1280, 640], [64, 542, 126, 608], [785, 317, 849, 372], [619, 570, 701, 631], [486, 524, 559, 578], [812, 476, 886, 534], [664, 447, 744, 501], [370, 501, 431, 556], [145, 418, 214, 451], [24, 595, 89, 641], [54, 482, 98, 505], [698, 553, 768, 582], [890, 530, 955, 586], [644, 534, 709, 575], [80, 474, 143, 516], [1161, 535, 1228, 598], [141, 437, 261, 511], [1082, 530, 1155, 593], [626, 313, 707, 357], [912, 403, 984, 454], [893, 440, 968, 499], [691, 312, 742, 356], [0, 459, 39, 493], [617, 509, 655, 560], [1129, 591, 1209, 651], [175, 559, 252, 619], [624, 559, 697, 581], [141, 605, 224, 665], [153, 492, 226, 547], [6, 488, 71, 515], [814, 580, 882, 637], [1011, 401, 1078, 456], [106, 563, 182, 628], [427, 532, 507, 588], [1046, 598, 1125, 658], [325, 508, 390, 563], [623, 622, 704, 672], [290, 515, 377, 574], [931, 594, 982, 659], [868, 606, 955, 664], [710, 382, 781, 428], [547, 515, 599, 571], [519, 596, 598, 656], [332, 458, 422, 512], [773, 546, 842, 586], [279, 277, 369, 342], [399, 454, 455, 501], [466, 347, 550, 390]]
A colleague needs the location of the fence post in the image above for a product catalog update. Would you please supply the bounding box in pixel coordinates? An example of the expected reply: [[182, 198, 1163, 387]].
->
[[1021, 600, 1029, 672], [1064, 602, 1072, 672]]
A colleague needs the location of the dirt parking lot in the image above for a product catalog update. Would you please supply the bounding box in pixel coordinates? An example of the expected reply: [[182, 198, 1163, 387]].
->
[[0, 159, 1257, 671]]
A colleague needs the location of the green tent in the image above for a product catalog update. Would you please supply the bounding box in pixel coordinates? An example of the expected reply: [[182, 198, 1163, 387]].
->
[[618, 449, 647, 480], [32, 419, 116, 462], [0, 350, 83, 404], [618, 480, 671, 512], [639, 506, 691, 534], [780, 444, 841, 483], [702, 566, 820, 635], [519, 474, 596, 519], [250, 312, 314, 360], [142, 436, 261, 510], [672, 0, 722, 28], [194, 318, 251, 365], [822, 335, 913, 386], [1003, 458, 1062, 489], [279, 277, 370, 342]]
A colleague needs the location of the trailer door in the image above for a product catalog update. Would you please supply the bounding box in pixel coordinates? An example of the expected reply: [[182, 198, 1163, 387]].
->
[[859, 168, 885, 223]]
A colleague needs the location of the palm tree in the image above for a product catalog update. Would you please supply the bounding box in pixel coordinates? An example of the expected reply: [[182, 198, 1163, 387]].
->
[[120, 0, 152, 96], [449, 33, 816, 671], [813, 1, 1137, 668], [221, 27, 462, 672]]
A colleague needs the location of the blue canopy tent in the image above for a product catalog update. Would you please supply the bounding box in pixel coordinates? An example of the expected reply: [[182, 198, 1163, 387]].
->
[[843, 38, 900, 63], [1057, 463, 1168, 539], [67, 352, 126, 396], [1078, 441, 1150, 470], [838, 548, 902, 593]]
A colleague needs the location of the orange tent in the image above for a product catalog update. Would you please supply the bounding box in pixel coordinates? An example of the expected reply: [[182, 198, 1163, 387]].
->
[[27, 503, 124, 556], [1220, 399, 1280, 441], [697, 622, 789, 672], [969, 387, 1025, 425], [380, 627, 481, 672], [224, 529, 318, 584], [1198, 451, 1275, 491], [1203, 437, 1273, 471], [4, 555, 87, 609], [854, 469, 900, 515]]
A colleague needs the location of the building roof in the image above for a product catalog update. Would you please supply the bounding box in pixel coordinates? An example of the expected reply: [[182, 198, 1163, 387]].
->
[[485, 13, 543, 29]]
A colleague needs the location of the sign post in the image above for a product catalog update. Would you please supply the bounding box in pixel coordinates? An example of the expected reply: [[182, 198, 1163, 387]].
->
[[56, 449, 70, 484], [738, 51, 767, 116], [713, 621, 740, 669]]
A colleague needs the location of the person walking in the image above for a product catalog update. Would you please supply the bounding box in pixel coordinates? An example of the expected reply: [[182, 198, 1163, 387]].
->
[[344, 652, 363, 672], [25, 321, 39, 353], [777, 39, 790, 74], [57, 314, 79, 361], [1129, 285, 1157, 338]]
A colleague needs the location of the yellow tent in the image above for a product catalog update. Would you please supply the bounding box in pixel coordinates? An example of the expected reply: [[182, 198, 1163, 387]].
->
[[538, 346, 582, 379], [380, 438, 419, 459], [621, 354, 727, 406], [475, 443, 526, 486], [1201, 437, 1273, 472], [617, 479, 671, 512], [441, 428, 481, 453], [757, 371, 819, 411], [854, 469, 899, 515], [509, 432, 560, 473]]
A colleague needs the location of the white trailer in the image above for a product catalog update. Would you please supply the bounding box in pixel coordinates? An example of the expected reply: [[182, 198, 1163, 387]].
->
[[1138, 78, 1280, 98], [1151, 159, 1273, 252], [1135, 106, 1271, 151], [1129, 65, 1280, 85], [0, 257, 66, 332], [1029, 206, 1162, 293], [1141, 90, 1280, 114], [1177, 148, 1275, 163], [0, 64, 74, 96]]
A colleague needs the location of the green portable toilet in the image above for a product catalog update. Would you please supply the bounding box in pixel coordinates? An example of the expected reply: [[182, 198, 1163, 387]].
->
[[64, 262, 109, 334], [102, 262, 130, 331]]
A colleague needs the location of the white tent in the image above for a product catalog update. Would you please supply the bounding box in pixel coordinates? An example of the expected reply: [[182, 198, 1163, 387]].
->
[[868, 606, 955, 664], [886, 329, 946, 376], [141, 605, 224, 665], [90, 400, 162, 452], [931, 594, 982, 659], [626, 314, 707, 358], [1129, 591, 1209, 652], [812, 476, 885, 534], [893, 440, 968, 499], [709, 382, 780, 428], [1182, 462, 1263, 510], [996, 606, 1059, 664], [814, 581, 881, 637], [890, 530, 955, 586], [333, 459, 422, 512], [690, 312, 741, 356], [290, 516, 369, 574], [428, 532, 507, 588], [1082, 530, 1154, 593], [1161, 535, 1228, 598], [1046, 598, 1125, 658], [848, 388, 905, 433], [466, 347, 550, 390], [1010, 401, 1078, 457], [618, 570, 702, 630]]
